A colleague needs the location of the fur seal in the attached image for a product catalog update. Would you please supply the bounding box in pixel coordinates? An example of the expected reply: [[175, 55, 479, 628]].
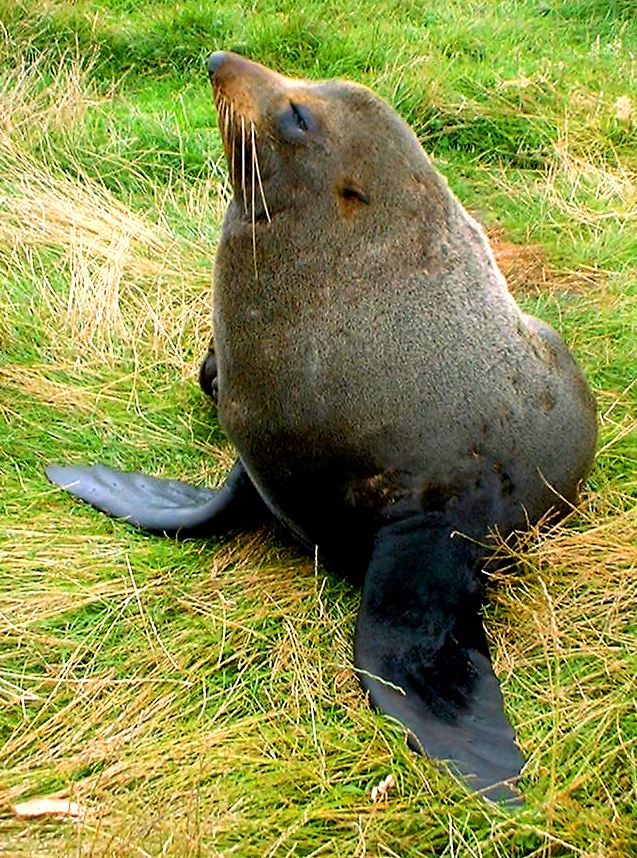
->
[[46, 52, 597, 802]]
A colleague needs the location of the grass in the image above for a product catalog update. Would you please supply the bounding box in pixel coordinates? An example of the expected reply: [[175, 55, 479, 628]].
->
[[0, 0, 636, 855]]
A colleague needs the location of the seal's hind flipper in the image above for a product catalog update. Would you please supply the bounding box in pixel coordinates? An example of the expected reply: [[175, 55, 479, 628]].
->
[[46, 459, 269, 538], [355, 507, 524, 803]]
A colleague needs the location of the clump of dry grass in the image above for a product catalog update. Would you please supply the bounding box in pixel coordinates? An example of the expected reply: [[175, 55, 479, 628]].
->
[[488, 133, 637, 271], [0, 135, 214, 372], [0, 46, 217, 377]]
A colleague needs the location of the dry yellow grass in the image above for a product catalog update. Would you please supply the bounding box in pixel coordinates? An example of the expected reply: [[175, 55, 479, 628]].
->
[[2, 501, 636, 855], [0, 48, 220, 379], [0, 137, 214, 371]]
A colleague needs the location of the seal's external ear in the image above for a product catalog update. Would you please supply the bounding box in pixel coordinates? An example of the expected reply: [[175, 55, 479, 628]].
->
[[340, 181, 369, 204], [354, 504, 524, 803]]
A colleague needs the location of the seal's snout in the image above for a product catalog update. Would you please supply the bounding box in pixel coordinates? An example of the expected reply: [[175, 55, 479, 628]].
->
[[206, 51, 286, 91], [207, 51, 254, 82], [207, 51, 227, 77]]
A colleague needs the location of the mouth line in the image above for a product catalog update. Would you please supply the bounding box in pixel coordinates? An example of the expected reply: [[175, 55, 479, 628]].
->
[[239, 201, 286, 224]]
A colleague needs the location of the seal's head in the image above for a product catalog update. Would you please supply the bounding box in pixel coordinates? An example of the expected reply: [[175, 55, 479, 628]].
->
[[207, 51, 451, 246]]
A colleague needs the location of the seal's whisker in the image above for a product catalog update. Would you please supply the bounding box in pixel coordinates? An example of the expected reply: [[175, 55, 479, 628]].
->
[[250, 120, 258, 279], [252, 125, 271, 224], [222, 99, 235, 203], [217, 97, 226, 145], [229, 102, 236, 186], [241, 115, 247, 213], [215, 95, 257, 217], [223, 99, 230, 151]]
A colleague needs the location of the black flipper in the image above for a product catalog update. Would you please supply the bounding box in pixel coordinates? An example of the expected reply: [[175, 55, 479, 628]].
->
[[354, 505, 524, 803], [46, 459, 270, 538]]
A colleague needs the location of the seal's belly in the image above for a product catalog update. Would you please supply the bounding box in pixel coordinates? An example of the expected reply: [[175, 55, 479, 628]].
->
[[219, 366, 589, 557], [214, 291, 596, 555]]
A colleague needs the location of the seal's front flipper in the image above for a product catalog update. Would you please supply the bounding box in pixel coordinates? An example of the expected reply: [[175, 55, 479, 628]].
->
[[199, 341, 218, 403], [355, 507, 524, 803], [46, 459, 269, 538]]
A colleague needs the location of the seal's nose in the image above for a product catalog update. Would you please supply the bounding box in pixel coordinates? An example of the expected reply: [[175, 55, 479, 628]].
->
[[207, 51, 227, 76]]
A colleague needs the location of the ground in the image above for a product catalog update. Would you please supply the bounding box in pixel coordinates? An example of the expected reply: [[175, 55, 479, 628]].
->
[[0, 2, 636, 856]]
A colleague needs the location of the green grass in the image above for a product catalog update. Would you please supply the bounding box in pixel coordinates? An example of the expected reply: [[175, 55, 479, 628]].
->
[[1, 1, 636, 855]]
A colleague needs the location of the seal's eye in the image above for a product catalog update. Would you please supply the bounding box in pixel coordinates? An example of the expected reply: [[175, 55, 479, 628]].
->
[[290, 102, 308, 131], [277, 102, 315, 140]]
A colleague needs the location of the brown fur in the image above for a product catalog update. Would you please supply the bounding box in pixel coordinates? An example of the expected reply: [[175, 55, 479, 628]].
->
[[208, 53, 597, 572]]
